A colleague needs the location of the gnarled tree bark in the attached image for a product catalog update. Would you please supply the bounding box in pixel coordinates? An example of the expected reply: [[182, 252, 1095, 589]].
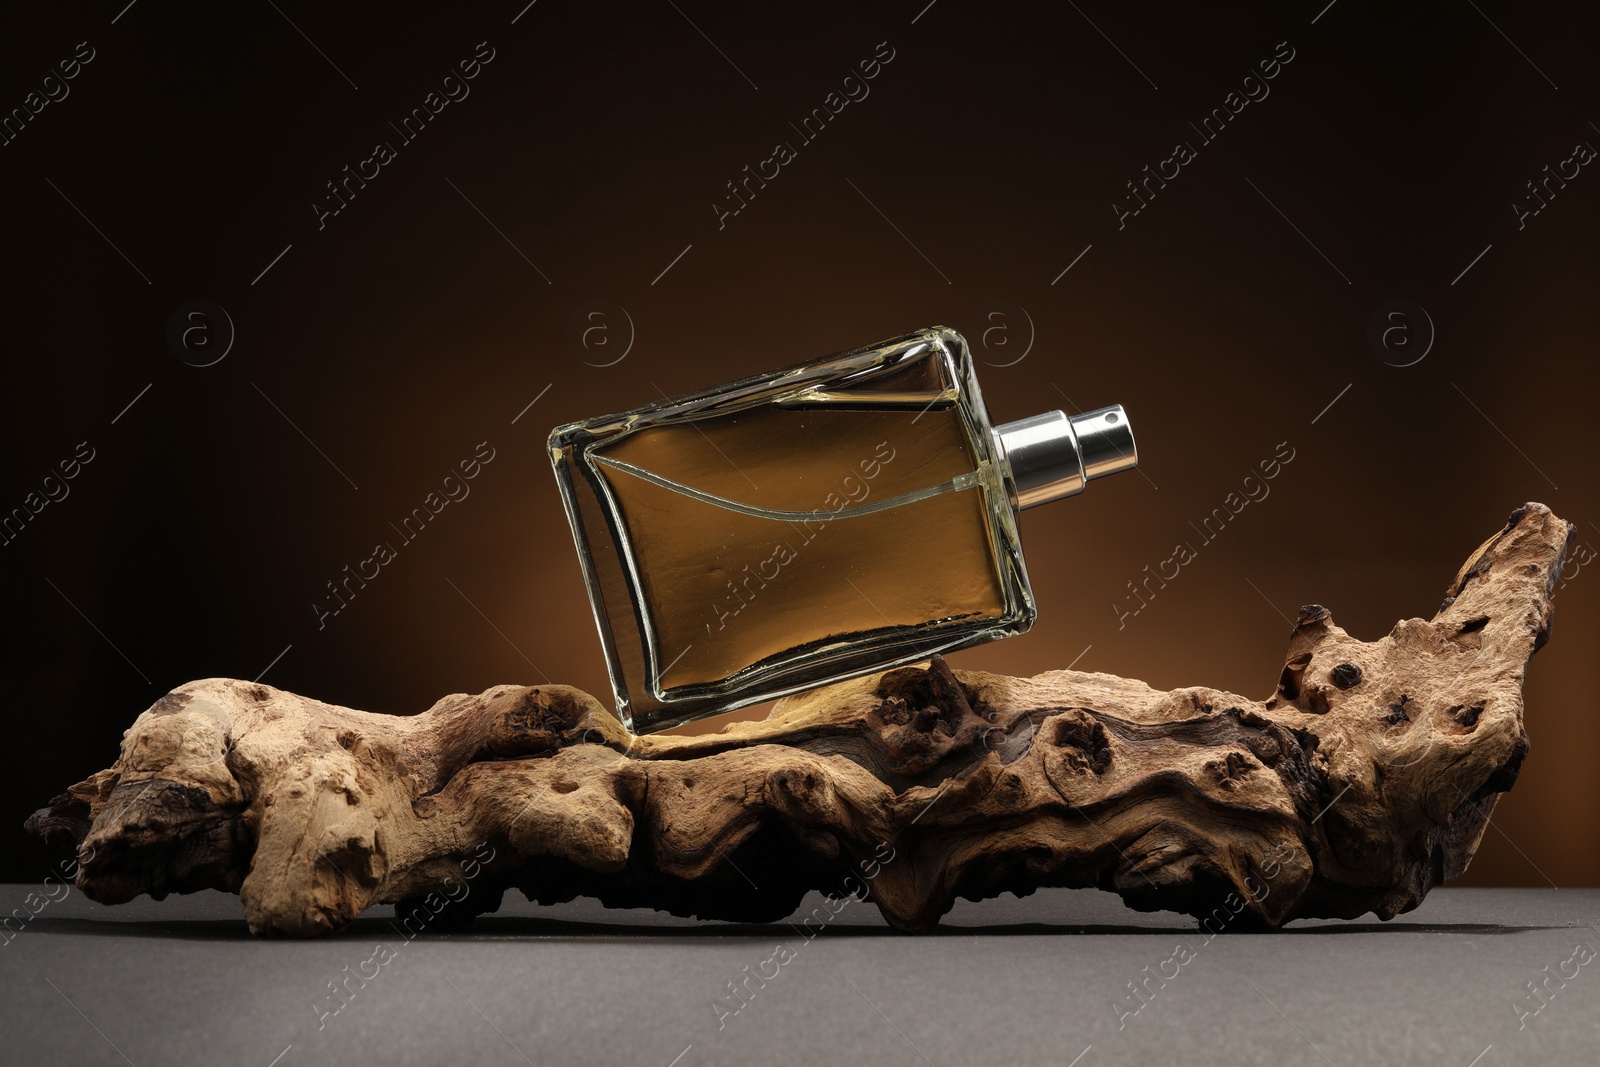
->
[[27, 503, 1571, 937]]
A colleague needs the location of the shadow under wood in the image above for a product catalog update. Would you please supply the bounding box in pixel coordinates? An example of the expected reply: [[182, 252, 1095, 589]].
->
[[15, 914, 1563, 943]]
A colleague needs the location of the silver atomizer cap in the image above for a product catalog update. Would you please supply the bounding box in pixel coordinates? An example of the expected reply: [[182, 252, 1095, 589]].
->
[[994, 404, 1137, 510]]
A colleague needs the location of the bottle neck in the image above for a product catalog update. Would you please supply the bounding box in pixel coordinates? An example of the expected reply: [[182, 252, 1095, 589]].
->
[[993, 405, 1137, 510]]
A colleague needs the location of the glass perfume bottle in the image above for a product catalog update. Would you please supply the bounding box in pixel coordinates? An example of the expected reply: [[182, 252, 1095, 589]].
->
[[547, 326, 1136, 733]]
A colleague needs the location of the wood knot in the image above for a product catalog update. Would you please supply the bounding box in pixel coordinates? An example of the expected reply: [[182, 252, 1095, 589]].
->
[[1051, 711, 1112, 775], [768, 766, 832, 815], [1206, 750, 1256, 789], [1241, 726, 1282, 766], [868, 656, 993, 776], [482, 688, 592, 759], [774, 770, 819, 794], [1330, 663, 1363, 689], [873, 656, 984, 725], [1296, 604, 1331, 626]]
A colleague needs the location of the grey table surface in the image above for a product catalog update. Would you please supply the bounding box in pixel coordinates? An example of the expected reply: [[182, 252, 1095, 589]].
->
[[2, 883, 1596, 1066]]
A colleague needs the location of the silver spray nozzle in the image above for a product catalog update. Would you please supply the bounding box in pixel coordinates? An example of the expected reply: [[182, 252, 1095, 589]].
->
[[994, 404, 1137, 510]]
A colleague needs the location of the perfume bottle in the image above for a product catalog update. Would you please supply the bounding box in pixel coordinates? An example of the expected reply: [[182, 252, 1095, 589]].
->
[[547, 326, 1136, 733]]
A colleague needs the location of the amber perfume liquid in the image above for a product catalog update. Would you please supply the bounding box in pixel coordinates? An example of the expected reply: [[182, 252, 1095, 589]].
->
[[548, 327, 1135, 733]]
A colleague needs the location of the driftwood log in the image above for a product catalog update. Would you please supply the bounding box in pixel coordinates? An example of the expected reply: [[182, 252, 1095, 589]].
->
[[27, 503, 1571, 937]]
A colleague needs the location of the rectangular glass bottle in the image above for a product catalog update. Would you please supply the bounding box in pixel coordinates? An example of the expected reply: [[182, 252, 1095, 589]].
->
[[547, 326, 1128, 733]]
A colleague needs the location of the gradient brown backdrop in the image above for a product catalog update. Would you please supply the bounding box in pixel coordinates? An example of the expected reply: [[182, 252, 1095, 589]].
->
[[2, 0, 1595, 890]]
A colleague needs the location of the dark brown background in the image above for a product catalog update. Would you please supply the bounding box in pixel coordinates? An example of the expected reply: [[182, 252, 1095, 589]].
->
[[1, 0, 1594, 890]]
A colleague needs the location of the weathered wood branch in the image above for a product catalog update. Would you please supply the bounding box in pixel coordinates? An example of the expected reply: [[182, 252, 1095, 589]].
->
[[27, 503, 1571, 937]]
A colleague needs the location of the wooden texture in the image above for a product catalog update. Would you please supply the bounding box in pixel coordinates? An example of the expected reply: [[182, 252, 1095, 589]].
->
[[27, 503, 1572, 937]]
